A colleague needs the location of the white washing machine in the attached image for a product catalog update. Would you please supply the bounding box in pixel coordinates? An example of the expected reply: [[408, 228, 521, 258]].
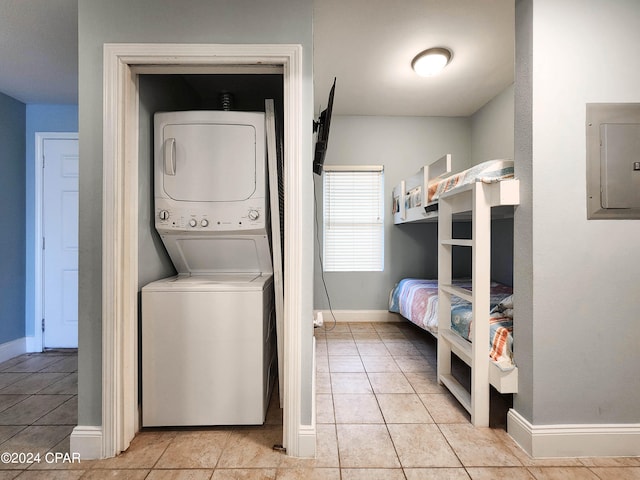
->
[[141, 110, 276, 427], [142, 274, 275, 426]]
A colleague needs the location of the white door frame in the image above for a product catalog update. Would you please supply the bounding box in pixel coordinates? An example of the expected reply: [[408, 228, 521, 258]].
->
[[32, 132, 79, 353], [95, 43, 309, 458]]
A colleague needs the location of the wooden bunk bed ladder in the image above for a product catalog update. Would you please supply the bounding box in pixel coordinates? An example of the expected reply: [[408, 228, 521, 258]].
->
[[436, 179, 520, 427]]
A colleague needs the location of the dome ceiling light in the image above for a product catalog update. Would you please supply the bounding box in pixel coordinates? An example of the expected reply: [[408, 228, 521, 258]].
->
[[411, 47, 453, 77]]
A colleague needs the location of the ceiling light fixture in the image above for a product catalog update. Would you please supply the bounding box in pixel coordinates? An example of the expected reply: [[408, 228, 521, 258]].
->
[[411, 47, 452, 77]]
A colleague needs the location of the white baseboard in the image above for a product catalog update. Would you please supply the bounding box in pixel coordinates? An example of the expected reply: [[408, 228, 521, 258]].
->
[[296, 336, 316, 458], [0, 337, 27, 364], [314, 309, 402, 323], [507, 409, 640, 458], [297, 424, 317, 458], [25, 336, 42, 353], [70, 426, 103, 460]]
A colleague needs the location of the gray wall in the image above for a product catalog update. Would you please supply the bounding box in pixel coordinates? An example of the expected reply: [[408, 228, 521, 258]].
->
[[471, 83, 515, 164], [0, 92, 26, 345], [313, 115, 472, 311], [78, 0, 313, 427], [514, 0, 640, 425]]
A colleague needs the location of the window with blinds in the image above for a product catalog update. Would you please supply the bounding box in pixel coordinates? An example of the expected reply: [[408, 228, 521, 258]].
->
[[322, 166, 384, 271]]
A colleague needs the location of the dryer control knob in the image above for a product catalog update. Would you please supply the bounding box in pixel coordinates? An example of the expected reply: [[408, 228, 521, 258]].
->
[[189, 218, 197, 227], [201, 219, 209, 227], [158, 210, 169, 221], [248, 209, 260, 221]]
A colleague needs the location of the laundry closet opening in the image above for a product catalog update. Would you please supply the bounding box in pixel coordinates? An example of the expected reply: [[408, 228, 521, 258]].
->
[[137, 72, 285, 428]]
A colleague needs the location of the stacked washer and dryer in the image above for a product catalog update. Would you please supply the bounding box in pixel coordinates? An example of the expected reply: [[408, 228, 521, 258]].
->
[[141, 110, 276, 427]]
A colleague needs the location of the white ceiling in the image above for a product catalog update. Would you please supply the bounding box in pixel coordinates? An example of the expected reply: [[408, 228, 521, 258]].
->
[[0, 0, 514, 116]]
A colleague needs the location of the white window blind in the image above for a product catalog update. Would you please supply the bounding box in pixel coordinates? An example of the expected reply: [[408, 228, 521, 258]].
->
[[323, 166, 384, 271]]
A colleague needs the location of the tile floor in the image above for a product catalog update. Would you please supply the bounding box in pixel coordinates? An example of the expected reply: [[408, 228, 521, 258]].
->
[[0, 322, 638, 479]]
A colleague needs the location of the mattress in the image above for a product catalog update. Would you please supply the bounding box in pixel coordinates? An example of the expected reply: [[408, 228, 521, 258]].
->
[[389, 278, 515, 370], [427, 159, 514, 204]]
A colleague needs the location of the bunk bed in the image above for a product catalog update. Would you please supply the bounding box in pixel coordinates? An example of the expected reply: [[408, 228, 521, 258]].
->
[[389, 156, 519, 426]]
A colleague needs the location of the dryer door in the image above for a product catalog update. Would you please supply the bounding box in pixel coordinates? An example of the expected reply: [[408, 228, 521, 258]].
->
[[161, 123, 257, 202]]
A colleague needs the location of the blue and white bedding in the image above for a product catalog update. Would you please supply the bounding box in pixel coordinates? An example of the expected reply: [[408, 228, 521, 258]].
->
[[389, 278, 515, 369]]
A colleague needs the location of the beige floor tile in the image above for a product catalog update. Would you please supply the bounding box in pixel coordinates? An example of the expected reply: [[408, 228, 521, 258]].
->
[[404, 468, 471, 479], [315, 373, 332, 394], [348, 323, 376, 332], [439, 424, 521, 467], [580, 457, 640, 467], [34, 396, 77, 425], [324, 323, 351, 334], [376, 393, 433, 424], [466, 466, 535, 479], [328, 356, 364, 373], [333, 394, 383, 424], [0, 395, 72, 426], [326, 341, 358, 356], [341, 468, 406, 480], [316, 394, 335, 424], [155, 430, 230, 469], [393, 355, 436, 373], [216, 426, 284, 469], [367, 372, 413, 394], [94, 431, 176, 469], [587, 467, 640, 480], [276, 467, 340, 480], [146, 470, 213, 480], [526, 467, 601, 479], [383, 340, 422, 356], [387, 423, 461, 468], [11, 471, 85, 479], [211, 468, 275, 479], [351, 331, 382, 341], [0, 373, 68, 395], [315, 355, 329, 373], [354, 341, 390, 356], [336, 424, 400, 468], [404, 372, 447, 394], [82, 470, 150, 480], [360, 355, 400, 373], [418, 393, 470, 423], [330, 373, 372, 394]]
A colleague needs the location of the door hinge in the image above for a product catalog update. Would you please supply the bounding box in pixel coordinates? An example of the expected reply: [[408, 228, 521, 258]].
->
[[42, 154, 45, 169], [42, 237, 45, 250], [41, 318, 45, 332]]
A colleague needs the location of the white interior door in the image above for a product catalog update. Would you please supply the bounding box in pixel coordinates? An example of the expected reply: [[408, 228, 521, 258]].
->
[[43, 137, 79, 348]]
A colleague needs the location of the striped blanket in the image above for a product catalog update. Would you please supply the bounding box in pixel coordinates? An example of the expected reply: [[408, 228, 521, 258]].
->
[[389, 278, 515, 370]]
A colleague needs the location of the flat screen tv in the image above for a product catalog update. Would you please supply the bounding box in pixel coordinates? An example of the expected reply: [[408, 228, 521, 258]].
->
[[313, 78, 336, 175]]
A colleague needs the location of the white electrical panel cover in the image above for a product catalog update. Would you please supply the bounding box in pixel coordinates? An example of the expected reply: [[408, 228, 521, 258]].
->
[[586, 103, 640, 219]]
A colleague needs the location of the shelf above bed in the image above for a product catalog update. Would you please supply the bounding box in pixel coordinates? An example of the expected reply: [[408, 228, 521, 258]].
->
[[393, 159, 517, 224], [392, 154, 451, 224]]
